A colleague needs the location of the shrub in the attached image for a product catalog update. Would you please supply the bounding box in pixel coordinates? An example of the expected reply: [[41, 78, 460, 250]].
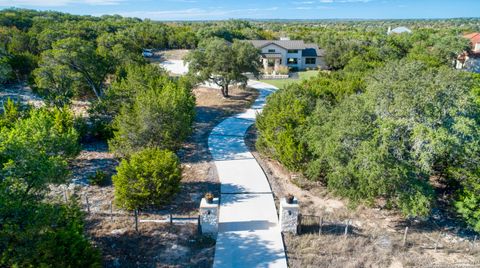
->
[[112, 148, 182, 210], [88, 170, 109, 186], [264, 67, 273, 74], [0, 199, 101, 267], [276, 65, 289, 75], [256, 84, 318, 170]]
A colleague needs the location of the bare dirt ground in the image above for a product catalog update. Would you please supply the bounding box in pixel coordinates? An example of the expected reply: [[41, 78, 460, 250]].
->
[[245, 125, 480, 268], [148, 49, 190, 64], [47, 85, 259, 267], [0, 83, 44, 109]]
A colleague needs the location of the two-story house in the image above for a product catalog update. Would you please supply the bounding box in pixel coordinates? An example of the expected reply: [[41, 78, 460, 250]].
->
[[246, 39, 326, 73]]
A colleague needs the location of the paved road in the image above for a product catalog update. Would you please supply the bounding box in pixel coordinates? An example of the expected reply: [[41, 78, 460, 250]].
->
[[209, 81, 288, 268]]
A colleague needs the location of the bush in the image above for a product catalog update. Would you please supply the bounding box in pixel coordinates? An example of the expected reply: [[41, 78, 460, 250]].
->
[[112, 148, 182, 210], [88, 170, 109, 186], [276, 65, 289, 75], [256, 84, 317, 170], [0, 199, 101, 267]]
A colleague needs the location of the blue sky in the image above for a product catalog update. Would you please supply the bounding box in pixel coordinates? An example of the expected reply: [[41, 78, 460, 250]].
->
[[2, 0, 480, 21]]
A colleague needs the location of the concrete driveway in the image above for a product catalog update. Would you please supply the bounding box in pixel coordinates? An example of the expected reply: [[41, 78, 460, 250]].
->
[[209, 81, 287, 268]]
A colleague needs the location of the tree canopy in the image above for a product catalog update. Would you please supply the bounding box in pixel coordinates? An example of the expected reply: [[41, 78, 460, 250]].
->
[[0, 106, 100, 266], [185, 38, 260, 97], [107, 64, 195, 156]]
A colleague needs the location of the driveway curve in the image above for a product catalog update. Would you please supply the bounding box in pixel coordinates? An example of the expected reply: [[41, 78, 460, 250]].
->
[[209, 81, 288, 268]]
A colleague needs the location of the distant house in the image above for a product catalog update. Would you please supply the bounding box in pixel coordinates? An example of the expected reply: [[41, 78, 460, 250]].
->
[[456, 33, 480, 72], [246, 39, 327, 73], [464, 32, 480, 53], [387, 26, 412, 35]]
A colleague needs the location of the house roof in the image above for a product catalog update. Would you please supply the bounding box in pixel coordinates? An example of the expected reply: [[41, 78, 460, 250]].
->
[[388, 26, 412, 34], [247, 40, 307, 50], [246, 40, 325, 57], [464, 32, 480, 44], [302, 43, 325, 57]]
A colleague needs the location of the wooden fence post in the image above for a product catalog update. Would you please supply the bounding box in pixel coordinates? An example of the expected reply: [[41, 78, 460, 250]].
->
[[434, 233, 441, 252], [344, 219, 350, 238], [63, 187, 68, 203], [319, 216, 323, 236], [402, 226, 409, 247], [197, 215, 201, 235], [85, 194, 90, 214], [297, 214, 302, 235], [134, 209, 138, 232]]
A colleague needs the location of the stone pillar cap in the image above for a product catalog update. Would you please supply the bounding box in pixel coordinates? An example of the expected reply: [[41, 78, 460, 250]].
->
[[200, 197, 219, 208], [281, 197, 299, 207]]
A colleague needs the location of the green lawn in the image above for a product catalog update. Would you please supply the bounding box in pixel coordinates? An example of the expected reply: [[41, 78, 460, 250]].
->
[[259, 70, 319, 89]]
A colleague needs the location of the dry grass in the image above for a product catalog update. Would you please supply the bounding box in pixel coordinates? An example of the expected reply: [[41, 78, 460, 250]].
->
[[285, 230, 480, 268]]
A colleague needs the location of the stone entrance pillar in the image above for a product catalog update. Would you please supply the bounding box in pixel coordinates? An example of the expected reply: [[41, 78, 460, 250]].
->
[[279, 197, 299, 234], [199, 197, 219, 237]]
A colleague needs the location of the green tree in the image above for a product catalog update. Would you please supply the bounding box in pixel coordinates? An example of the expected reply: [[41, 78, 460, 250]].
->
[[185, 38, 260, 97], [0, 48, 12, 83], [112, 148, 182, 210], [0, 198, 101, 267], [0, 107, 99, 266], [0, 107, 80, 201], [108, 64, 195, 156], [256, 84, 318, 170], [34, 37, 109, 101]]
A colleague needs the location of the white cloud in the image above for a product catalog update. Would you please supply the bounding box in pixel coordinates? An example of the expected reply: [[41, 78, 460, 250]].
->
[[292, 1, 315, 4], [292, 0, 372, 6], [167, 0, 198, 3], [0, 0, 123, 7], [112, 7, 280, 20], [320, 0, 372, 2]]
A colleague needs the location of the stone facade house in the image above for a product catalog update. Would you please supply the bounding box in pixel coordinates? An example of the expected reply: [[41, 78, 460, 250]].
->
[[246, 39, 326, 73]]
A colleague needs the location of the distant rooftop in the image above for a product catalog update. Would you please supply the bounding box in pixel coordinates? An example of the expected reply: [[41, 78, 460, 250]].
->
[[246, 40, 324, 57], [388, 26, 412, 35], [464, 32, 480, 43], [247, 40, 307, 50]]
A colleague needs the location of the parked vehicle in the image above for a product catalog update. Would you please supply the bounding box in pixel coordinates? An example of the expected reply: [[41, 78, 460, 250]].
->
[[142, 49, 154, 57]]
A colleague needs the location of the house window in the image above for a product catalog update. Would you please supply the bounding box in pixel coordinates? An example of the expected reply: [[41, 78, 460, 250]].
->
[[287, 50, 298, 53], [268, 49, 275, 53], [305, 58, 316, 64], [267, 59, 275, 67], [287, 58, 298, 64]]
